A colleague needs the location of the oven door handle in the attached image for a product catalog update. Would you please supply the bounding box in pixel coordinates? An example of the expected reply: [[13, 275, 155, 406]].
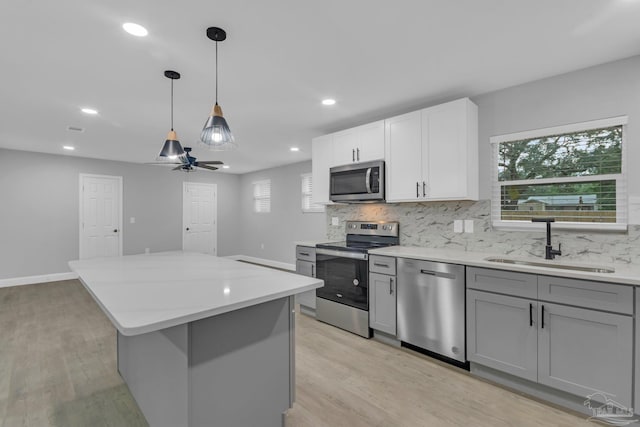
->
[[316, 248, 368, 260], [365, 168, 372, 193]]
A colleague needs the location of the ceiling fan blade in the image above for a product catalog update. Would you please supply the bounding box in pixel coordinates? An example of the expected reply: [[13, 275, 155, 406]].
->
[[197, 160, 224, 165], [197, 164, 219, 171], [145, 161, 182, 165]]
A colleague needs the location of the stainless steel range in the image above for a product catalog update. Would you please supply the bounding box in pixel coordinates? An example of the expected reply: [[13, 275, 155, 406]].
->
[[315, 221, 399, 338]]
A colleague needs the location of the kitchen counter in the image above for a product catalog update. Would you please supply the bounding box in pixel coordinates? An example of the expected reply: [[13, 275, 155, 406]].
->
[[69, 251, 322, 336], [294, 240, 336, 247], [69, 251, 323, 427], [370, 246, 640, 286]]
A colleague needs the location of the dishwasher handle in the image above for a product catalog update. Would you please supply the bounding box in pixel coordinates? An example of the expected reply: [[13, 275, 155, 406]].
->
[[419, 269, 457, 280]]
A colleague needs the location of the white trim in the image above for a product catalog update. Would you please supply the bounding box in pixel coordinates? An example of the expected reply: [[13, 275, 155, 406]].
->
[[225, 255, 296, 272], [490, 116, 628, 144], [492, 220, 627, 232], [79, 173, 124, 259], [0, 272, 79, 288]]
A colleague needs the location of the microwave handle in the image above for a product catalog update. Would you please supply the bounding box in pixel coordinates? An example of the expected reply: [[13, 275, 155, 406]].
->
[[365, 168, 372, 193]]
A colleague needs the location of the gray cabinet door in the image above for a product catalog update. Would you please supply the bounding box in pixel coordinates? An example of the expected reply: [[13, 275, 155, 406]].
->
[[369, 272, 396, 335], [538, 302, 633, 407], [295, 260, 316, 309], [467, 290, 538, 382]]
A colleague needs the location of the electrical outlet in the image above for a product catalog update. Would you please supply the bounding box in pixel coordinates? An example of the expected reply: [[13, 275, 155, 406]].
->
[[260, 243, 265, 250], [453, 220, 463, 233], [331, 217, 340, 226], [464, 220, 474, 233], [145, 248, 150, 254], [130, 217, 136, 224]]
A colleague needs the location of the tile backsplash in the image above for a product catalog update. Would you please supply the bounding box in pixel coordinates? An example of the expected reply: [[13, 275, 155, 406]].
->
[[326, 200, 640, 265]]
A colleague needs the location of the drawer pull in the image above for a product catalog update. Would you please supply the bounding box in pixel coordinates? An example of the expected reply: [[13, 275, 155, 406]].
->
[[299, 252, 310, 256], [373, 263, 389, 268]]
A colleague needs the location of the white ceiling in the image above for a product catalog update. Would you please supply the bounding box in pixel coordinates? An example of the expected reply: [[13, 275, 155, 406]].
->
[[1, 0, 640, 174]]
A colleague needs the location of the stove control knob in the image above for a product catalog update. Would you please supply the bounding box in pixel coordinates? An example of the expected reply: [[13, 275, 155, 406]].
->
[[382, 225, 387, 230], [353, 279, 359, 286]]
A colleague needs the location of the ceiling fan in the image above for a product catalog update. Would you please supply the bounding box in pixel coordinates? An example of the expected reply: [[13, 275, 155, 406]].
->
[[150, 147, 223, 172], [172, 147, 223, 172]]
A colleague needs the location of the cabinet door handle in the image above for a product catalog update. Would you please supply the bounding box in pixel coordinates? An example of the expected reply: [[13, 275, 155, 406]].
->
[[416, 182, 419, 198], [311, 264, 315, 278], [352, 149, 355, 162], [423, 181, 426, 197], [357, 148, 360, 161], [389, 277, 394, 295], [529, 303, 533, 326], [541, 305, 545, 329]]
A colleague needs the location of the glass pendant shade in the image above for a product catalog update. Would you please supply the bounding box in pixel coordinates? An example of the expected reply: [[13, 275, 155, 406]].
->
[[200, 103, 237, 150], [159, 130, 184, 159]]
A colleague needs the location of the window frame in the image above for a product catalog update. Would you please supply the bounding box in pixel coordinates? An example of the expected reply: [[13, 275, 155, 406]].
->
[[252, 179, 271, 214], [490, 116, 628, 231]]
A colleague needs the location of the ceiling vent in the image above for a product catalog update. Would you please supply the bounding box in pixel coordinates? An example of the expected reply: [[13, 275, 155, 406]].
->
[[67, 126, 85, 133]]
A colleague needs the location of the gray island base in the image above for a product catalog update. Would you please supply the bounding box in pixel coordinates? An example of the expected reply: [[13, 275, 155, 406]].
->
[[118, 296, 295, 427], [69, 252, 323, 427]]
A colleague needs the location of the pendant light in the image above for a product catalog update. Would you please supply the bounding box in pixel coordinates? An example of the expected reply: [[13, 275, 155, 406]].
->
[[200, 27, 237, 150], [158, 70, 185, 159]]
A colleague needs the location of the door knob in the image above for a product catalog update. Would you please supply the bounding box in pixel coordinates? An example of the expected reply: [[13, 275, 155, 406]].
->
[[113, 229, 118, 233], [186, 227, 190, 231]]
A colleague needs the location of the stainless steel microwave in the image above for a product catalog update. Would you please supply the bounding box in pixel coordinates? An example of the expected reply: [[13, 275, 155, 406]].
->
[[329, 160, 385, 202]]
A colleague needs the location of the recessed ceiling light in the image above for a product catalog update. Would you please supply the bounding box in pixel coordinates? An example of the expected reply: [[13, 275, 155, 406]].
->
[[290, 147, 300, 152], [63, 145, 75, 151], [322, 98, 336, 106], [122, 22, 148, 37], [222, 165, 230, 169], [81, 108, 98, 115]]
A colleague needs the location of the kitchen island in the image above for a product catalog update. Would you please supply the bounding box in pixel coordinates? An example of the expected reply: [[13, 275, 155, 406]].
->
[[69, 251, 323, 427]]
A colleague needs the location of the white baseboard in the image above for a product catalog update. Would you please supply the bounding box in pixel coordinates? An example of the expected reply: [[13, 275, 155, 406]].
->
[[226, 255, 296, 272], [0, 272, 79, 288]]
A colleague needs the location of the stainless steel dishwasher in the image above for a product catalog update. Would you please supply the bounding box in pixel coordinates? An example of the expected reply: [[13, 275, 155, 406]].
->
[[397, 258, 466, 364]]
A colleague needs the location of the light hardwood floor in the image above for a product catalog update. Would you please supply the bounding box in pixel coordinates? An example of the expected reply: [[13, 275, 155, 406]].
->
[[0, 280, 591, 426]]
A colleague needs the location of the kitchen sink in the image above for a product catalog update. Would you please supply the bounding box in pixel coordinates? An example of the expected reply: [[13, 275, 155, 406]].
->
[[484, 257, 615, 273]]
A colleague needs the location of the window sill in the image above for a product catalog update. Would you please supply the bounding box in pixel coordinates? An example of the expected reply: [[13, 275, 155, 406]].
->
[[492, 220, 628, 233]]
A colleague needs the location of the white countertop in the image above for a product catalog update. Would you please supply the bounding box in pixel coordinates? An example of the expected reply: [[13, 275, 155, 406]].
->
[[69, 251, 323, 336], [370, 246, 640, 286]]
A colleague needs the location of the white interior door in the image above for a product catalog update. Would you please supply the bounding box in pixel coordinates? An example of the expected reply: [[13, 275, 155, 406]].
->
[[79, 174, 123, 259], [183, 182, 217, 255]]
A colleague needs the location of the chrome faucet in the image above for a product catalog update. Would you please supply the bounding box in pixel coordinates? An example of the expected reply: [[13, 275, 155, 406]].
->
[[531, 218, 562, 260]]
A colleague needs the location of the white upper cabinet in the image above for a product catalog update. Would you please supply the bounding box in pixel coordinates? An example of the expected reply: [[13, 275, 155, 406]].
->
[[385, 98, 479, 202], [384, 111, 423, 201], [332, 120, 385, 166], [311, 134, 333, 205]]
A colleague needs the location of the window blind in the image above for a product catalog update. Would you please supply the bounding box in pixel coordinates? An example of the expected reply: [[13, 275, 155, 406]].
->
[[253, 179, 271, 213], [301, 173, 324, 213]]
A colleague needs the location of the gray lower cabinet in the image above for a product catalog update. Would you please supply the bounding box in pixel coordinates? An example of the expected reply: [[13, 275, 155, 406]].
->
[[467, 267, 634, 408], [295, 246, 316, 311], [467, 290, 538, 382], [369, 272, 396, 335], [538, 302, 633, 407]]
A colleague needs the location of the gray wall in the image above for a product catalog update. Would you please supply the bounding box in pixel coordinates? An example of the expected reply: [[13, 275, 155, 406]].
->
[[473, 55, 640, 200], [0, 148, 241, 279], [239, 161, 326, 264]]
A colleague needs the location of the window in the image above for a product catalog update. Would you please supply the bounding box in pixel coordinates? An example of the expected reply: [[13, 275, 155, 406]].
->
[[301, 173, 325, 213], [491, 117, 627, 231], [253, 179, 271, 213]]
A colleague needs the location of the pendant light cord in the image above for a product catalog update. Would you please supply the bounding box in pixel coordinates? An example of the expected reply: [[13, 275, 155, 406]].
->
[[170, 78, 174, 131], [215, 40, 218, 105]]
